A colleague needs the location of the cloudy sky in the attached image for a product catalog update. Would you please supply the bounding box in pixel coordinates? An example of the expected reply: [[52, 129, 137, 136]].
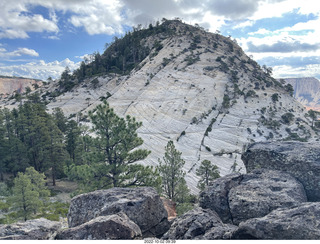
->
[[0, 0, 319, 80]]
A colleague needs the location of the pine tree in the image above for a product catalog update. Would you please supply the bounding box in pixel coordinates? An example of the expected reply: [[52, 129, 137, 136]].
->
[[68, 101, 159, 192], [157, 140, 187, 201], [24, 167, 50, 200], [65, 120, 82, 165], [196, 160, 220, 190], [52, 107, 68, 133], [47, 118, 68, 186], [9, 167, 49, 221], [2, 108, 29, 176], [0, 110, 8, 181]]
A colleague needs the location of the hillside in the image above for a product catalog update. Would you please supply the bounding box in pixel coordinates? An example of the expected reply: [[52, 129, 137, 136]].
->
[[0, 20, 316, 193], [0, 76, 42, 98], [283, 77, 320, 111]]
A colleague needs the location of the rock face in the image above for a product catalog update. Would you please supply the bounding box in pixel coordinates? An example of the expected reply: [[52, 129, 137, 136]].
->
[[228, 169, 307, 225], [67, 187, 170, 237], [0, 76, 42, 97], [162, 207, 236, 240], [199, 169, 307, 225], [56, 213, 142, 240], [232, 202, 320, 239], [0, 218, 62, 240], [199, 173, 242, 223], [242, 141, 320, 201]]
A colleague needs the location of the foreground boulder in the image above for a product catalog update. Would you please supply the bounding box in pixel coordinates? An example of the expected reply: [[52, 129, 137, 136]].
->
[[0, 218, 63, 240], [162, 207, 237, 240], [67, 187, 170, 237], [232, 202, 320, 239], [199, 169, 307, 224], [56, 213, 141, 240], [228, 169, 307, 225], [242, 141, 320, 201], [199, 173, 243, 224]]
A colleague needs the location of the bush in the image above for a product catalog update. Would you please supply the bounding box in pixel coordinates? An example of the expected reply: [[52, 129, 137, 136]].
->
[[203, 66, 214, 71], [281, 112, 295, 124], [271, 93, 279, 103], [222, 94, 230, 108], [245, 90, 257, 99], [191, 117, 198, 124], [91, 78, 99, 89]]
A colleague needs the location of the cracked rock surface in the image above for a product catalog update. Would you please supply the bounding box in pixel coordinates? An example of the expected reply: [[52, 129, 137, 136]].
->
[[199, 168, 307, 225], [242, 141, 320, 201]]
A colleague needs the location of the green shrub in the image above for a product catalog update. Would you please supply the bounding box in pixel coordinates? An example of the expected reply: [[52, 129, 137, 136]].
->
[[281, 112, 295, 124], [271, 93, 279, 103], [222, 94, 230, 108]]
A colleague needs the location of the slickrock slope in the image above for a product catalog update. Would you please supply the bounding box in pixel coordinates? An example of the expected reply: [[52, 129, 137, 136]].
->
[[4, 20, 315, 192]]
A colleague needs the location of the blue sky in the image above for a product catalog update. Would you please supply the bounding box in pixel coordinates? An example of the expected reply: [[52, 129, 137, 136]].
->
[[0, 0, 319, 80]]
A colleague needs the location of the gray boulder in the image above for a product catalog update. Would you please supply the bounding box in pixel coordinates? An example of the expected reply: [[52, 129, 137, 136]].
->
[[0, 218, 63, 240], [162, 207, 237, 240], [242, 141, 320, 201], [229, 169, 307, 225], [67, 187, 170, 237], [232, 202, 320, 239], [199, 169, 307, 225], [199, 173, 243, 223], [56, 213, 142, 240]]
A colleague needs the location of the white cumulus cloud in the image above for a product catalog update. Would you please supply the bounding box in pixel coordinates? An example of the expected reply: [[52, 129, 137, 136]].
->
[[0, 47, 39, 58], [0, 58, 80, 80]]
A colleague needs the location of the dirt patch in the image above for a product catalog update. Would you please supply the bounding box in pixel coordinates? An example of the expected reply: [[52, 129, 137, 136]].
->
[[47, 179, 78, 193], [47, 179, 78, 203]]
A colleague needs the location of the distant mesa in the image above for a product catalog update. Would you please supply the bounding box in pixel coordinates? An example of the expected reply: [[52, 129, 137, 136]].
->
[[282, 77, 320, 111], [0, 75, 43, 97]]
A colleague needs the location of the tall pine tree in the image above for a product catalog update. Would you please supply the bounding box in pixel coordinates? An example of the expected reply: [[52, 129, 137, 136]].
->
[[68, 101, 160, 192], [157, 140, 187, 201]]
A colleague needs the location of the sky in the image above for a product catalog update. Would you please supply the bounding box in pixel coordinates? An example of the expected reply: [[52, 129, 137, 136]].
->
[[0, 0, 319, 81]]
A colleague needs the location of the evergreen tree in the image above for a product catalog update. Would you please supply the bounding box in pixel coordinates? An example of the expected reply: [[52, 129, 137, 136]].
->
[[65, 120, 82, 165], [24, 167, 50, 200], [196, 160, 220, 190], [157, 140, 187, 201], [47, 118, 68, 186], [0, 110, 8, 181], [307, 109, 320, 128], [2, 108, 29, 176], [68, 101, 159, 192], [9, 167, 49, 221], [52, 107, 68, 133]]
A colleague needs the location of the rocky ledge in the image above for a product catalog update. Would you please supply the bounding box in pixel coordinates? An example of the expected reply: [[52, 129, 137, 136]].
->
[[242, 141, 320, 201], [0, 218, 64, 240]]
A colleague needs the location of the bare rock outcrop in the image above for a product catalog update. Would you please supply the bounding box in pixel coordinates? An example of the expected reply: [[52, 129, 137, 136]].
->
[[232, 202, 320, 239], [199, 173, 243, 223], [162, 207, 236, 240], [242, 141, 320, 201], [0, 218, 63, 240], [56, 213, 142, 240], [67, 187, 170, 238], [199, 169, 307, 225]]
